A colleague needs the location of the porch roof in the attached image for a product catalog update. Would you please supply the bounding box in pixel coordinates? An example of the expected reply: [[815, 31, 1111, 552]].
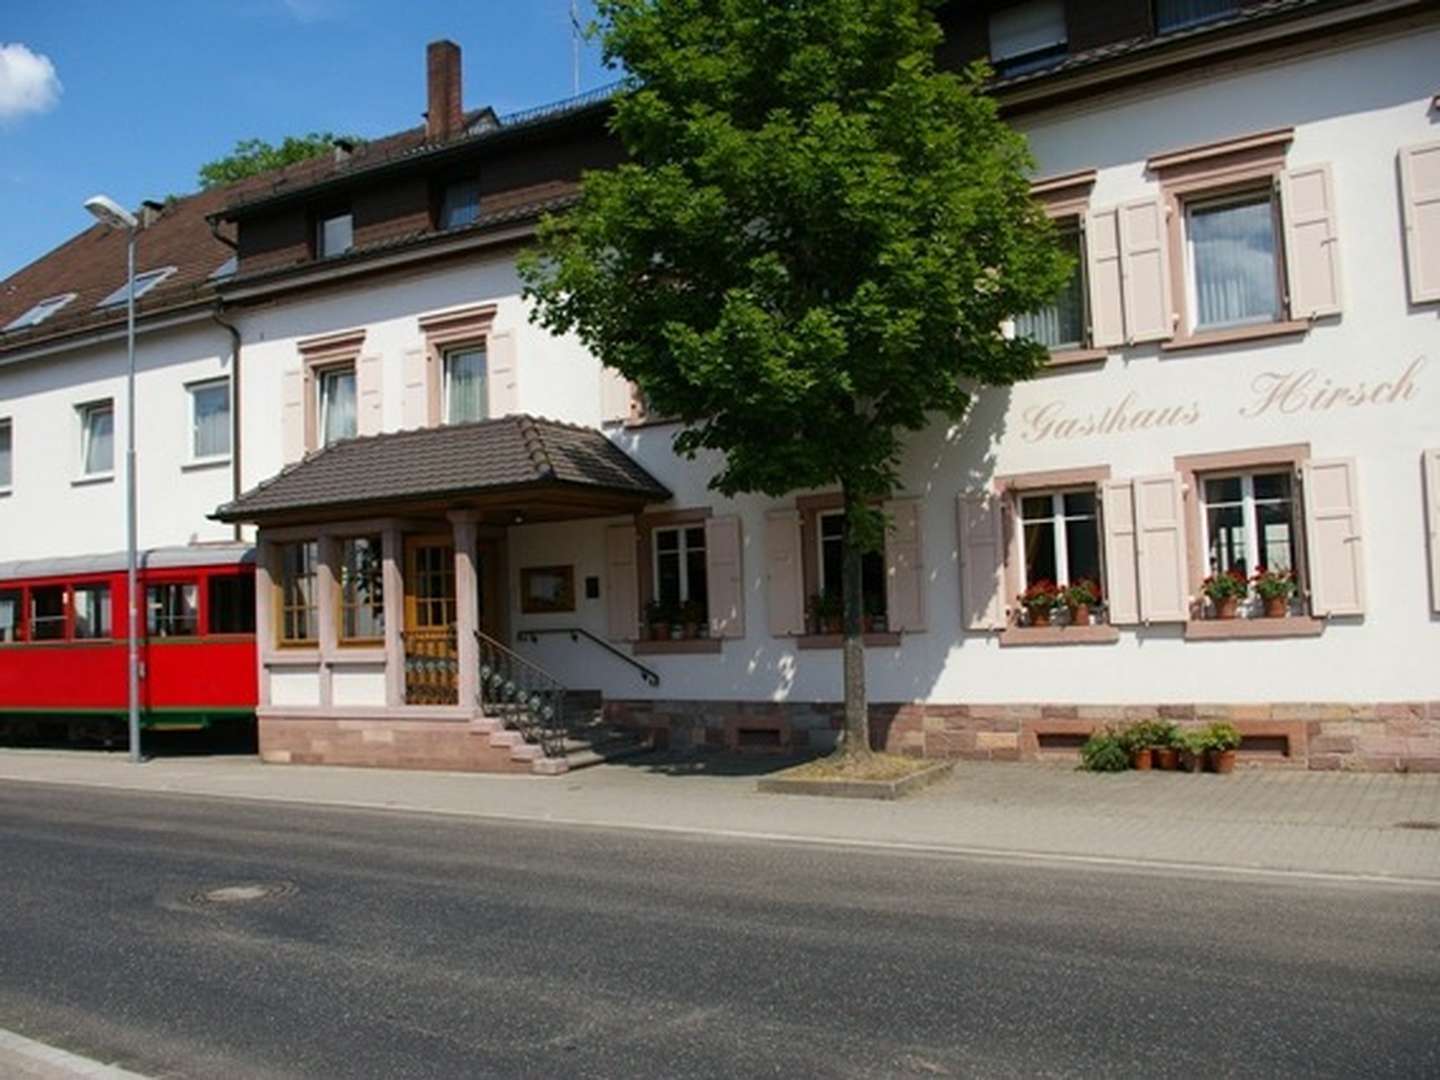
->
[[213, 414, 671, 525]]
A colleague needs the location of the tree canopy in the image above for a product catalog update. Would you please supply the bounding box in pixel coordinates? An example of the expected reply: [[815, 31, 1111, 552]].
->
[[197, 133, 359, 189], [521, 0, 1071, 755]]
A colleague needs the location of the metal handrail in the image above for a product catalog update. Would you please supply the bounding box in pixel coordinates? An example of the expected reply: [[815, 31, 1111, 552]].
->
[[475, 629, 569, 758], [514, 627, 661, 687]]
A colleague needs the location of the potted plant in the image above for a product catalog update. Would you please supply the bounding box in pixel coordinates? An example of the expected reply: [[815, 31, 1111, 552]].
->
[[1079, 727, 1129, 772], [679, 599, 707, 640], [1120, 720, 1157, 771], [1203, 722, 1242, 774], [863, 593, 887, 634], [1251, 568, 1295, 618], [1178, 729, 1208, 773], [1151, 722, 1180, 770], [1061, 579, 1101, 626], [1019, 579, 1062, 627], [645, 599, 673, 641], [808, 591, 843, 635], [1201, 570, 1249, 620]]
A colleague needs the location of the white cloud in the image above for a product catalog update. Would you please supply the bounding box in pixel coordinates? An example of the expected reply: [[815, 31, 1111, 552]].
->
[[0, 43, 61, 121]]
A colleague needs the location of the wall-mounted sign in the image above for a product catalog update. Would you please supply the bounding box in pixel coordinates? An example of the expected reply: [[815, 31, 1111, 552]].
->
[[520, 565, 576, 614]]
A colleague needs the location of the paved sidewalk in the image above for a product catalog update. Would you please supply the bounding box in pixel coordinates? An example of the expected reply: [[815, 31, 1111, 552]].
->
[[2, 749, 1439, 882]]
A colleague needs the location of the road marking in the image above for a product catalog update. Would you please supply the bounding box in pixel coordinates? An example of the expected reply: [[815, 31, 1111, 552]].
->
[[6, 772, 1440, 890], [0, 1026, 150, 1079]]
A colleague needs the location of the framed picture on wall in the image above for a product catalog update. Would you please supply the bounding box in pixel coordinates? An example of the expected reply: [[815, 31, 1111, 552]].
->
[[520, 565, 576, 614]]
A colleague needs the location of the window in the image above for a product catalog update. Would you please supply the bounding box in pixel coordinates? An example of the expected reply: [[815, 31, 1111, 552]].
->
[[30, 586, 66, 641], [1185, 190, 1282, 332], [443, 346, 488, 424], [73, 584, 111, 639], [317, 366, 357, 445], [1156, 0, 1240, 34], [817, 511, 886, 621], [3, 293, 75, 332], [653, 525, 708, 619], [189, 379, 231, 460], [96, 268, 177, 308], [0, 419, 11, 489], [278, 541, 319, 643], [1200, 471, 1298, 579], [339, 536, 384, 641], [1018, 490, 1102, 591], [79, 401, 114, 476], [317, 212, 354, 258], [147, 582, 198, 637], [989, 0, 1067, 78], [208, 574, 256, 634], [1015, 220, 1085, 350], [0, 589, 21, 642], [439, 179, 481, 229]]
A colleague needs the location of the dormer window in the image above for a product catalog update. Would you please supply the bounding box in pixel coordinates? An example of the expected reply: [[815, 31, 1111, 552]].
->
[[1155, 0, 1240, 34], [317, 211, 354, 258], [989, 0, 1068, 78], [4, 292, 77, 331], [438, 179, 481, 230], [96, 267, 177, 308]]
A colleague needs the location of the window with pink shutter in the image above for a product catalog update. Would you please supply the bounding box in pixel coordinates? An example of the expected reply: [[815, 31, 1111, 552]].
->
[[1425, 450, 1440, 615], [605, 522, 639, 642], [1400, 141, 1440, 305], [958, 492, 1006, 631], [764, 509, 805, 637]]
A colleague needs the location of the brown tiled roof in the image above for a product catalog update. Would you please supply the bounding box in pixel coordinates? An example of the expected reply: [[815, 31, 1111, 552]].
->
[[214, 415, 671, 522]]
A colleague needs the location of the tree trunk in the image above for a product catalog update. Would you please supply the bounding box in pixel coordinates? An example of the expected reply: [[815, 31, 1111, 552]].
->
[[838, 483, 872, 758]]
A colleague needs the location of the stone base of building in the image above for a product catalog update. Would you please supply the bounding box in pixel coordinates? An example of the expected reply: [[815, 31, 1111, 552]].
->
[[258, 708, 530, 773], [604, 700, 1440, 773]]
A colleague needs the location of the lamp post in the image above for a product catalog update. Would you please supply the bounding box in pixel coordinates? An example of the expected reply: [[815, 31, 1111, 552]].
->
[[84, 195, 143, 764]]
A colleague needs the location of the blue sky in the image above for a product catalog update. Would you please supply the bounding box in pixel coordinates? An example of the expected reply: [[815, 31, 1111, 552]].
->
[[0, 1, 608, 280]]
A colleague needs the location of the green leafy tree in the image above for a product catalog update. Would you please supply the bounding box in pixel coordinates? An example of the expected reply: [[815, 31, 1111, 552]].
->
[[521, 0, 1070, 758], [197, 133, 360, 189]]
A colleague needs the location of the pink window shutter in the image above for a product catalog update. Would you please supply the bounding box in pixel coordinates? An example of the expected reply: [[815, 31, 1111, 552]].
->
[[1100, 480, 1140, 625], [764, 509, 805, 637], [883, 497, 925, 632], [957, 492, 1005, 631], [1399, 141, 1440, 304], [599, 366, 632, 425], [704, 515, 745, 639], [1302, 458, 1366, 617], [1425, 449, 1440, 615], [356, 353, 383, 436], [486, 330, 520, 417], [281, 367, 305, 463], [1131, 473, 1189, 623], [605, 522, 640, 642], [1118, 198, 1173, 344], [1085, 205, 1125, 348], [401, 347, 428, 429], [1281, 164, 1343, 318]]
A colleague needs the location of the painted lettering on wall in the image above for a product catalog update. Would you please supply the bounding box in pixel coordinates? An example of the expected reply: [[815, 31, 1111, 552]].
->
[[1019, 357, 1425, 443]]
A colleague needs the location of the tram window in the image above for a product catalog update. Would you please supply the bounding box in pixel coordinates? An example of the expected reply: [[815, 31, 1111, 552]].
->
[[30, 586, 66, 640], [147, 582, 198, 637], [208, 574, 256, 634], [0, 589, 20, 642], [73, 584, 112, 639]]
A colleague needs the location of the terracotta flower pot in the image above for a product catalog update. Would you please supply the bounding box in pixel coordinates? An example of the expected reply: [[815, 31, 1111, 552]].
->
[[1207, 748, 1237, 774], [1029, 608, 1053, 628], [1131, 747, 1153, 771], [683, 622, 699, 640], [1263, 596, 1289, 618], [649, 623, 670, 642], [1069, 605, 1092, 627], [1154, 746, 1178, 771], [1214, 596, 1240, 620], [822, 616, 842, 635]]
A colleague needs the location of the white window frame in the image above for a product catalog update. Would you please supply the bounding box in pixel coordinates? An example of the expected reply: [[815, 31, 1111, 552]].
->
[[96, 267, 177, 309], [442, 345, 488, 424], [0, 417, 11, 493], [316, 364, 357, 447], [1016, 488, 1101, 591], [316, 212, 354, 258], [1182, 186, 1286, 334], [76, 399, 115, 480], [439, 179, 481, 230], [1016, 216, 1088, 352], [1197, 469, 1300, 580], [652, 524, 706, 606], [185, 377, 232, 465], [3, 292, 76, 331]]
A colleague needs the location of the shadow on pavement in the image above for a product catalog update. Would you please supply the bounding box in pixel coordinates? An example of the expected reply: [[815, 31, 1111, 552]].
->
[[610, 749, 814, 778]]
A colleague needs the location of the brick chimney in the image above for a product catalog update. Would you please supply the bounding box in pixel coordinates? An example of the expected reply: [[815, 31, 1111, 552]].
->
[[426, 40, 463, 142]]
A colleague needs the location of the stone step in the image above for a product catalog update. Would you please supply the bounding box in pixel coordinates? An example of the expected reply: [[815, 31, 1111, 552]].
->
[[488, 729, 525, 749], [529, 731, 654, 776]]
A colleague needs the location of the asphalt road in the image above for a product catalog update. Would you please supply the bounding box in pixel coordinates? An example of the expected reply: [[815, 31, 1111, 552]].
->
[[1, 783, 1437, 1079]]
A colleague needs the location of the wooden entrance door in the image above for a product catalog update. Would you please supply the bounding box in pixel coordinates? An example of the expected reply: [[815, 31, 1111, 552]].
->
[[403, 535, 458, 705]]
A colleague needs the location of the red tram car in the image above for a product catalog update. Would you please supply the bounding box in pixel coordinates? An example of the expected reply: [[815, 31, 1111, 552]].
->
[[0, 545, 257, 740]]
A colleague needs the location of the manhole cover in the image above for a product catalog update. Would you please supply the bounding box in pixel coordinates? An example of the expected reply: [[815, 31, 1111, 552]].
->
[[191, 882, 297, 905], [1394, 820, 1440, 831]]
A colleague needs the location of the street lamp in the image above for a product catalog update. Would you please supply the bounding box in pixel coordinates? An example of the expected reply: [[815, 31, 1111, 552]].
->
[[85, 194, 143, 765]]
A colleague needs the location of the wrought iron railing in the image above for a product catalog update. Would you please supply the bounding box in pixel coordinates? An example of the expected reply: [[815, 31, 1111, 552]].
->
[[514, 627, 660, 687], [475, 629, 571, 759], [401, 629, 458, 705]]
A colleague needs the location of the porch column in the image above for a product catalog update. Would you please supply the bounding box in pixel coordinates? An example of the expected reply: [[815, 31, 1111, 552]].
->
[[316, 533, 339, 707], [382, 525, 405, 707], [254, 537, 275, 708], [449, 510, 480, 712]]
